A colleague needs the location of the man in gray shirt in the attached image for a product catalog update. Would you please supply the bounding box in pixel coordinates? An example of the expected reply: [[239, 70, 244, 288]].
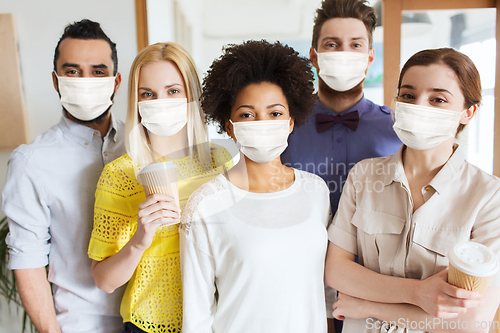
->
[[2, 19, 125, 333]]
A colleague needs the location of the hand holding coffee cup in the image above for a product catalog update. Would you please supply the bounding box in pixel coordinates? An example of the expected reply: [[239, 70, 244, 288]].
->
[[448, 241, 499, 295], [138, 161, 180, 223]]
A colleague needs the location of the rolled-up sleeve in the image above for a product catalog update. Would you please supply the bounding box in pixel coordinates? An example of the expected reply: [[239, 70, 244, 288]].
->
[[471, 186, 500, 286], [328, 167, 359, 256], [2, 150, 51, 269]]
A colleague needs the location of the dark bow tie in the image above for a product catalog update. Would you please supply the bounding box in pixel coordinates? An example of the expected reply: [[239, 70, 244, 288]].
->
[[315, 110, 360, 132]]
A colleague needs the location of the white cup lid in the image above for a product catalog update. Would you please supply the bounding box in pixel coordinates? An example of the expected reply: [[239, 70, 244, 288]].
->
[[448, 241, 499, 277], [138, 161, 177, 174]]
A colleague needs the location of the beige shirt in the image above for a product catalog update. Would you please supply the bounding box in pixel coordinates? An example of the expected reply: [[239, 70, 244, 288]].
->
[[329, 145, 500, 333]]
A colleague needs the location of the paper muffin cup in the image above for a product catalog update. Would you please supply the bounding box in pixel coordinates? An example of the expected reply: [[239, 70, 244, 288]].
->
[[447, 241, 499, 295]]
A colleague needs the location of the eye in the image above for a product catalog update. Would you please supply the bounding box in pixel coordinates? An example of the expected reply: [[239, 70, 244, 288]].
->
[[65, 69, 78, 76], [271, 111, 283, 117], [168, 88, 180, 95], [239, 112, 254, 119], [93, 70, 106, 76], [398, 93, 414, 100], [141, 91, 154, 99], [326, 42, 337, 49], [352, 42, 362, 48], [431, 97, 447, 104]]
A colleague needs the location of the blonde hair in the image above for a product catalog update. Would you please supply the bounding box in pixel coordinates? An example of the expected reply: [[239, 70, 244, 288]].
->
[[125, 42, 211, 174]]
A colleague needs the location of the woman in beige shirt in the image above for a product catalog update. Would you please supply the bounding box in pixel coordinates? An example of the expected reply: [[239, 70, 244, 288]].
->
[[326, 48, 500, 333]]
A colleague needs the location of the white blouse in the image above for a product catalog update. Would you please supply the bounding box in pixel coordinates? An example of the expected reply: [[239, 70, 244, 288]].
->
[[180, 169, 331, 333]]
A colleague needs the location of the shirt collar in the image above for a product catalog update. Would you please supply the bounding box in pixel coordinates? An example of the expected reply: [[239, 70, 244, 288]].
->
[[427, 144, 466, 194], [108, 114, 119, 143], [58, 112, 119, 144], [313, 94, 367, 117], [382, 144, 467, 194], [382, 145, 406, 187]]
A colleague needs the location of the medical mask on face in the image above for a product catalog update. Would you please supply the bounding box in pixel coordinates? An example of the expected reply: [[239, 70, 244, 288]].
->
[[55, 74, 116, 121], [230, 119, 291, 164], [138, 98, 188, 137], [315, 50, 369, 92], [393, 101, 465, 150]]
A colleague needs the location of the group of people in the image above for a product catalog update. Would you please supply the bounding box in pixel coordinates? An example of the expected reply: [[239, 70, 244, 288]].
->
[[2, 0, 500, 333]]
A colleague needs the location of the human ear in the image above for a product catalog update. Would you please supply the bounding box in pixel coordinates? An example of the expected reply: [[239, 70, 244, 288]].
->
[[460, 104, 478, 125], [52, 71, 59, 93], [225, 118, 235, 141], [114, 73, 122, 94], [367, 48, 375, 69], [309, 47, 319, 70], [289, 118, 295, 134]]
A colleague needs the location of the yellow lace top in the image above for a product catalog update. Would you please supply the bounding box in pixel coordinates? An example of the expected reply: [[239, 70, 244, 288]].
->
[[88, 144, 233, 333]]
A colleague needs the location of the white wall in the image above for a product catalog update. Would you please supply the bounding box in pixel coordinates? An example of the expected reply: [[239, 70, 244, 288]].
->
[[0, 0, 137, 330]]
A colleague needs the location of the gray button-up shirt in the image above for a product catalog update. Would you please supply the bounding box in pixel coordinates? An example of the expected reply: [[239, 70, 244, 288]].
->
[[2, 114, 126, 332]]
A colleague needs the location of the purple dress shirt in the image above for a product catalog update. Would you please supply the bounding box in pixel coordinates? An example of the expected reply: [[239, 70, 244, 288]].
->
[[281, 95, 402, 214]]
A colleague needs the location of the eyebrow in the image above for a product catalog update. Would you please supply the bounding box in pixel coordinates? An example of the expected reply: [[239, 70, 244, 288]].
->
[[235, 103, 287, 111], [267, 103, 286, 109], [432, 88, 453, 95], [61, 63, 80, 68], [61, 63, 108, 70], [400, 84, 453, 95], [322, 36, 367, 42], [138, 83, 183, 91]]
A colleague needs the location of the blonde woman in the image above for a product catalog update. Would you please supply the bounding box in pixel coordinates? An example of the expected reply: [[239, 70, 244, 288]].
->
[[88, 42, 232, 333]]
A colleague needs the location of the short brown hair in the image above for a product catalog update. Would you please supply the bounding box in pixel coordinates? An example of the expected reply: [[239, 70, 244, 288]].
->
[[312, 0, 377, 50], [398, 48, 481, 134]]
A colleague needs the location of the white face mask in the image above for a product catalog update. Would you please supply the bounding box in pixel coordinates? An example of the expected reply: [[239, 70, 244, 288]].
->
[[315, 50, 369, 92], [138, 98, 188, 137], [393, 101, 465, 150], [230, 119, 291, 164], [56, 74, 116, 121]]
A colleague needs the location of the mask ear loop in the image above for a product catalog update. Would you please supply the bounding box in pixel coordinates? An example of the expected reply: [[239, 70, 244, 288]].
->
[[228, 120, 236, 140]]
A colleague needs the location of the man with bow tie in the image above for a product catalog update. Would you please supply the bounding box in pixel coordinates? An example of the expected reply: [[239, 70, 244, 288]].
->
[[282, 0, 401, 212], [281, 2, 401, 331]]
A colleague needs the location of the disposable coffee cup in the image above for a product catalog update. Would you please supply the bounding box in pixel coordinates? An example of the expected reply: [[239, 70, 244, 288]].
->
[[138, 161, 180, 217], [448, 241, 499, 295]]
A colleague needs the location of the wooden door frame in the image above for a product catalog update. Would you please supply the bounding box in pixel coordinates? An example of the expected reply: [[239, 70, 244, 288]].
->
[[382, 0, 500, 175], [135, 0, 149, 51]]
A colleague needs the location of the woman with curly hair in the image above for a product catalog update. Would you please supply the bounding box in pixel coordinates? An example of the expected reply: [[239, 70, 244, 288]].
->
[[180, 40, 331, 333]]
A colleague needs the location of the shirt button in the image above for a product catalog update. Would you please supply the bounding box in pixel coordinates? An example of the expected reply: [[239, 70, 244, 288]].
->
[[103, 152, 108, 157], [425, 186, 431, 191], [93, 131, 99, 136], [337, 138, 343, 143], [84, 142, 89, 146]]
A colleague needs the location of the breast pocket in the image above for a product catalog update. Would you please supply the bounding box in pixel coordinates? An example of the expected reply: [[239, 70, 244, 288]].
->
[[411, 225, 470, 277], [351, 209, 405, 275]]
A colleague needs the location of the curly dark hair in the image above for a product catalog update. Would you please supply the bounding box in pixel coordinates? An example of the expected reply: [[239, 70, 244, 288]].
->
[[202, 40, 315, 134]]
